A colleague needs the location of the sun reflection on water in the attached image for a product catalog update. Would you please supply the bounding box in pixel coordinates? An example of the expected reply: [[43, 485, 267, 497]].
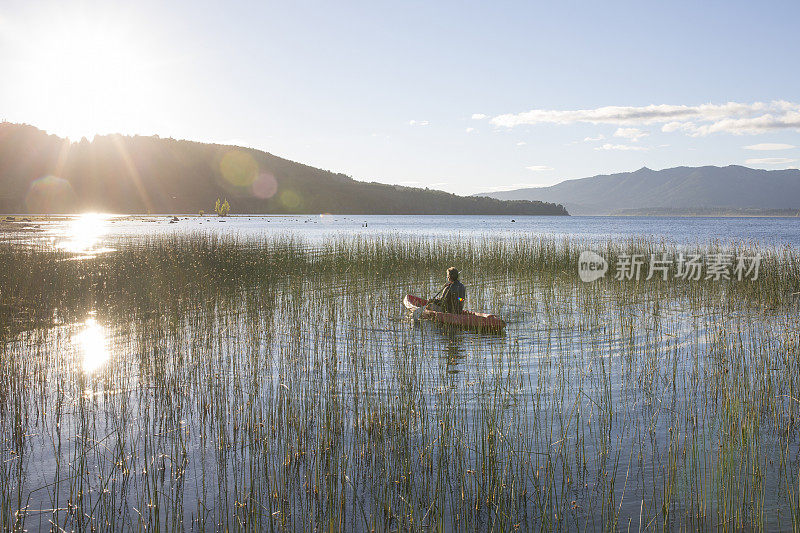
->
[[77, 317, 109, 373], [58, 213, 116, 257]]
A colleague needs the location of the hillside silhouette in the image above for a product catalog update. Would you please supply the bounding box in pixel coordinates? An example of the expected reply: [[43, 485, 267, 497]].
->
[[0, 123, 567, 215]]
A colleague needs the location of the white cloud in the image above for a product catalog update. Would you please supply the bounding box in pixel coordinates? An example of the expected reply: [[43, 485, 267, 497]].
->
[[465, 127, 475, 133], [408, 120, 429, 126], [595, 143, 649, 151], [471, 113, 488, 120], [583, 134, 605, 142], [491, 100, 800, 136], [745, 157, 797, 165], [613, 127, 648, 141], [526, 165, 554, 171], [516, 141, 527, 146], [662, 121, 697, 133], [743, 143, 795, 150]]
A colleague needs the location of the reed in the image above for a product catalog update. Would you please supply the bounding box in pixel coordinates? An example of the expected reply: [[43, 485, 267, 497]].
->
[[0, 234, 798, 530]]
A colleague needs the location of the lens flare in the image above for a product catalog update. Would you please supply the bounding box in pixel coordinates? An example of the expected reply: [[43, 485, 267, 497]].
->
[[220, 150, 258, 187], [280, 190, 301, 209], [25, 175, 77, 213], [252, 172, 278, 199]]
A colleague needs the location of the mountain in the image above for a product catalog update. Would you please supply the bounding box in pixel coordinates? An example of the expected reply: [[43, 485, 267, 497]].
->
[[0, 123, 567, 215], [478, 166, 800, 215]]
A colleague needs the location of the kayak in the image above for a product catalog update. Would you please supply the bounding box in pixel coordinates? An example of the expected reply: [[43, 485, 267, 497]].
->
[[403, 295, 506, 331]]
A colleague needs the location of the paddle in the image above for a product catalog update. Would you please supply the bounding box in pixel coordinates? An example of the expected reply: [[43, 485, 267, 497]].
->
[[413, 285, 445, 322]]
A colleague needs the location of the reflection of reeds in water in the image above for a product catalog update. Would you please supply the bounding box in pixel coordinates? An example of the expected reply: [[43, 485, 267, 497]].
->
[[0, 234, 799, 530]]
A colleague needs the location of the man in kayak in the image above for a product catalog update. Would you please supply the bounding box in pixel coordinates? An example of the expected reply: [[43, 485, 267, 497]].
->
[[427, 267, 466, 314]]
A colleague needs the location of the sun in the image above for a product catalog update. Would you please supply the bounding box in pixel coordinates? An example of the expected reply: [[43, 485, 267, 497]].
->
[[5, 6, 162, 140]]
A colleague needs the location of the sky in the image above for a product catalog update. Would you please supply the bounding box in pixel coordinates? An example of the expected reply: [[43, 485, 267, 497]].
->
[[1, 0, 799, 194]]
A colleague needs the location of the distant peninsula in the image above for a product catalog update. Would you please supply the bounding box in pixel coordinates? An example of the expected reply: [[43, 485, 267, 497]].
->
[[0, 123, 568, 216]]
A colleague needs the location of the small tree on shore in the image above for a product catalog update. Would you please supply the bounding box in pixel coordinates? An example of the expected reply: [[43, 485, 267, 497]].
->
[[214, 198, 230, 217]]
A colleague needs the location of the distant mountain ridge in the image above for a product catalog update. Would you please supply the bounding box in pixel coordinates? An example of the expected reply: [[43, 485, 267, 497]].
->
[[612, 207, 800, 217], [478, 165, 800, 215], [0, 123, 567, 215]]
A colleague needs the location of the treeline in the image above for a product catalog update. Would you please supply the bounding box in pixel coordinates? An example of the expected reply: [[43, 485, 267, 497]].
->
[[0, 123, 568, 215]]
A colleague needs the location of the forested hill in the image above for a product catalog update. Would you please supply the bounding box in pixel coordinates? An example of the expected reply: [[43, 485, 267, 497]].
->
[[0, 123, 567, 215]]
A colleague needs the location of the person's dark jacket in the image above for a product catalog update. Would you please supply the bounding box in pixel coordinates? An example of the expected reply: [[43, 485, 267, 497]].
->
[[434, 280, 466, 314]]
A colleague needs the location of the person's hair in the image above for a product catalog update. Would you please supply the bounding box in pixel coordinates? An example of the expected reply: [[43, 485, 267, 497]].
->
[[447, 267, 459, 281]]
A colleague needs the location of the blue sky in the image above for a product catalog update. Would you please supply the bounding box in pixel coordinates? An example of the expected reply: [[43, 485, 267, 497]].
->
[[1, 0, 799, 193]]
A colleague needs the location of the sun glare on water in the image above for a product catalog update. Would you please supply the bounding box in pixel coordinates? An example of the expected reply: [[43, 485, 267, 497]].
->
[[58, 213, 116, 256], [77, 317, 109, 374]]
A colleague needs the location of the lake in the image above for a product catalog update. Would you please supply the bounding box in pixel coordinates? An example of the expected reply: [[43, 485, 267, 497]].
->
[[3, 214, 800, 256]]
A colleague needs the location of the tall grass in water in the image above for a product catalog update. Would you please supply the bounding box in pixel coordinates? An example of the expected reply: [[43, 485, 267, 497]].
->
[[0, 234, 798, 530]]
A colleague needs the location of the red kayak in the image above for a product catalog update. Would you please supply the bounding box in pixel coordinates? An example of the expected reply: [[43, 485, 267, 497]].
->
[[403, 295, 506, 331]]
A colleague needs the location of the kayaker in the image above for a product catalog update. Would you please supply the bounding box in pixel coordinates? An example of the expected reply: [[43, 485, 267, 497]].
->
[[427, 267, 466, 314]]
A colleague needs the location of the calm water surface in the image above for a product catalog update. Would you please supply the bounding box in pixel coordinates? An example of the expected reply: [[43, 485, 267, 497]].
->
[[3, 213, 799, 255]]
